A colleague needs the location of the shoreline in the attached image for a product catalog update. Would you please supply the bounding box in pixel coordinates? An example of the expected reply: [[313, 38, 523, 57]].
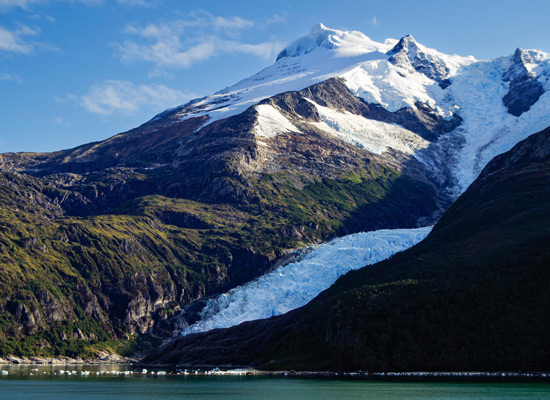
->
[[136, 368, 550, 382], [1, 359, 549, 382], [0, 354, 136, 365], [2, 362, 550, 382], [265, 370, 550, 382]]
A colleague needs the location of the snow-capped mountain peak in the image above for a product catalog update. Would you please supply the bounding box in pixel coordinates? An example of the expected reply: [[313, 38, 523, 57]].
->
[[501, 48, 550, 117], [387, 34, 450, 83], [276, 23, 391, 61], [275, 23, 337, 61], [504, 48, 549, 81], [386, 33, 416, 53], [153, 24, 550, 200]]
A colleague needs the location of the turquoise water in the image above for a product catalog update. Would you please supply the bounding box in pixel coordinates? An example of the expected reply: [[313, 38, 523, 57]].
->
[[1, 366, 550, 399]]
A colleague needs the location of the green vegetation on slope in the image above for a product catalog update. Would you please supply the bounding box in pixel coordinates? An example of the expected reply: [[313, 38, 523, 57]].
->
[[0, 163, 436, 358]]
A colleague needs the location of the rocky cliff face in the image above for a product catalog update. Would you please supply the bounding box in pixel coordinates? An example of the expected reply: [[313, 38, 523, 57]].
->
[[387, 35, 450, 84], [503, 48, 546, 116]]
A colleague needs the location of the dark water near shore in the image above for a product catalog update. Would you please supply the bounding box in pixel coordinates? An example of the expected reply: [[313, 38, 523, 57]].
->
[[1, 365, 550, 399]]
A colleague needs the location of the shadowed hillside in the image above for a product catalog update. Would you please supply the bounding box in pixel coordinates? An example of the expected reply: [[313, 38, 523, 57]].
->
[[141, 126, 550, 372]]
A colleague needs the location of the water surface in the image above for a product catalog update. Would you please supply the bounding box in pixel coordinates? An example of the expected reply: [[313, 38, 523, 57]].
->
[[1, 366, 550, 400]]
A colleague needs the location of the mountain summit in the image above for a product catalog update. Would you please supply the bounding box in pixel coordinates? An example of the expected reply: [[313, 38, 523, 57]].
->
[[275, 23, 386, 61], [502, 48, 547, 116], [152, 24, 550, 194], [387, 34, 450, 83], [276, 23, 337, 60]]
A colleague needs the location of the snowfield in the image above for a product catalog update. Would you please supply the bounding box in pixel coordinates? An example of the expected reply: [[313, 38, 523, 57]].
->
[[169, 23, 550, 196], [253, 104, 301, 138], [181, 227, 431, 336], [306, 98, 430, 155]]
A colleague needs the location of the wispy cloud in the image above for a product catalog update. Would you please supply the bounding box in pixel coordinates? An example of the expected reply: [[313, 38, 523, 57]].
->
[[0, 0, 44, 11], [266, 12, 288, 25], [54, 116, 68, 125], [0, 0, 113, 11], [27, 13, 56, 22], [115, 0, 153, 6], [122, 11, 253, 40], [116, 36, 283, 69], [369, 16, 380, 26], [0, 71, 22, 82], [211, 15, 253, 31], [115, 12, 284, 71], [69, 80, 196, 116], [0, 24, 39, 53], [73, 0, 103, 6], [0, 23, 59, 53]]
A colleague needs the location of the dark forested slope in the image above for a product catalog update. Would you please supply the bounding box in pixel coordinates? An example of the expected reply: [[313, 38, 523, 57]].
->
[[141, 127, 550, 372]]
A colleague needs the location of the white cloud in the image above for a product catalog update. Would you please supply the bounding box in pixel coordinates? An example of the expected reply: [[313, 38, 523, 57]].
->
[[266, 12, 288, 25], [54, 116, 68, 125], [123, 20, 188, 40], [27, 13, 56, 22], [222, 39, 284, 59], [71, 80, 196, 116], [123, 11, 253, 39], [116, 36, 283, 69], [0, 0, 102, 10], [211, 15, 253, 31], [369, 16, 380, 26], [115, 0, 151, 6], [115, 14, 284, 70], [0, 25, 39, 53], [73, 0, 103, 6], [0, 71, 22, 82], [0, 0, 44, 11], [0, 0, 110, 12]]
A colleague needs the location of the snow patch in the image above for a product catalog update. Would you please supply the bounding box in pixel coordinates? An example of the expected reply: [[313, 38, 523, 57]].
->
[[342, 60, 464, 116], [181, 227, 431, 336], [305, 98, 429, 155], [253, 104, 300, 138]]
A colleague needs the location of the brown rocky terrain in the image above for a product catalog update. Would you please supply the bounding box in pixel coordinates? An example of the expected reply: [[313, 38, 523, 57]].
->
[[0, 76, 452, 358]]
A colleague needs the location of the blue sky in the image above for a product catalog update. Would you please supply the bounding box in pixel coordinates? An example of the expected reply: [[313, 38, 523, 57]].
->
[[1, 0, 549, 153]]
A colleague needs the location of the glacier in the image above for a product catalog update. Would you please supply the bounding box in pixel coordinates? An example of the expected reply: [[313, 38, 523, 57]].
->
[[180, 227, 431, 336]]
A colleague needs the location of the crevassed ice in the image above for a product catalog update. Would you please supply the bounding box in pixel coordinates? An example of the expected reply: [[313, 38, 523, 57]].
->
[[441, 56, 550, 192], [305, 98, 429, 155], [181, 227, 431, 336]]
